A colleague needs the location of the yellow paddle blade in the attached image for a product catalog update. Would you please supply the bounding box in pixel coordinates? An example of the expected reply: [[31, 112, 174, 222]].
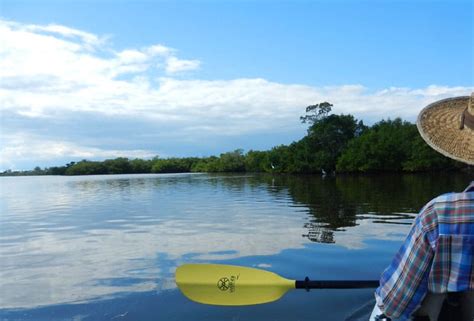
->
[[175, 264, 295, 306]]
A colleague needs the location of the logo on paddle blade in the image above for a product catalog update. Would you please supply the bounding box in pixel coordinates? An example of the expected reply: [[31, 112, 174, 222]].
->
[[217, 277, 230, 291], [217, 274, 239, 292]]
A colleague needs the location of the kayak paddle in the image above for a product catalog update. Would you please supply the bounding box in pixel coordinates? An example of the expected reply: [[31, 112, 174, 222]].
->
[[175, 263, 379, 306]]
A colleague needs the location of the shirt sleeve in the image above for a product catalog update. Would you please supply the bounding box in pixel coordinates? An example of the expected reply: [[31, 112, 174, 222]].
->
[[375, 203, 436, 319]]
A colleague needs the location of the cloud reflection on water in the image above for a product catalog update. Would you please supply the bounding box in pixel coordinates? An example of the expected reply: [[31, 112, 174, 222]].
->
[[0, 173, 469, 309]]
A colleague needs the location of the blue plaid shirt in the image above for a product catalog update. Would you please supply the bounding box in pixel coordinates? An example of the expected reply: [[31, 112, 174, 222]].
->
[[375, 181, 474, 319]]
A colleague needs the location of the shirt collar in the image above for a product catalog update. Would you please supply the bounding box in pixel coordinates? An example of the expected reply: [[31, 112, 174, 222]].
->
[[464, 181, 474, 192]]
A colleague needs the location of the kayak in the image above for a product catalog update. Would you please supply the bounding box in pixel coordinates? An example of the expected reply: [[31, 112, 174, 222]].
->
[[368, 291, 474, 321], [369, 304, 385, 320]]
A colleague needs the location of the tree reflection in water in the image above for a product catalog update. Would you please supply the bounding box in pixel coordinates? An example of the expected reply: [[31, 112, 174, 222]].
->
[[255, 173, 470, 244]]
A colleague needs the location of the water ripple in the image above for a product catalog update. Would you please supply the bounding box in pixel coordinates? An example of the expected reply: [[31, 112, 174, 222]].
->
[[0, 173, 469, 313]]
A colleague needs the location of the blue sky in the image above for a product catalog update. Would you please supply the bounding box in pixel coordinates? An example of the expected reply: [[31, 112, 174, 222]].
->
[[0, 0, 473, 170]]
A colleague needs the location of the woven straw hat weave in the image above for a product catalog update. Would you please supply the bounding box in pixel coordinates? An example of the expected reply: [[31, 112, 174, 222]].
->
[[416, 93, 474, 165]]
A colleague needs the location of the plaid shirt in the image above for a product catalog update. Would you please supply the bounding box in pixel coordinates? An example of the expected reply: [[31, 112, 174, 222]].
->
[[375, 181, 474, 319]]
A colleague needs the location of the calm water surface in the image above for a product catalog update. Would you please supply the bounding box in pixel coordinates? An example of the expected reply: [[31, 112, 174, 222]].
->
[[0, 173, 471, 321]]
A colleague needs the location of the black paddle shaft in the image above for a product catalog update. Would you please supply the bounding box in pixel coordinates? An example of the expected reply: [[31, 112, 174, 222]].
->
[[295, 277, 379, 290]]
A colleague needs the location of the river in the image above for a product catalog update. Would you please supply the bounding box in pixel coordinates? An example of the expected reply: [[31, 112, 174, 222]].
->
[[0, 173, 471, 320]]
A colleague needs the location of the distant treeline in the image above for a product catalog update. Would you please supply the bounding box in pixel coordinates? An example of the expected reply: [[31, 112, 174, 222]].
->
[[2, 102, 467, 176]]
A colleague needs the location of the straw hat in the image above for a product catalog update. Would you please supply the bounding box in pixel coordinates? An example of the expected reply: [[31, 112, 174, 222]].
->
[[416, 93, 474, 165]]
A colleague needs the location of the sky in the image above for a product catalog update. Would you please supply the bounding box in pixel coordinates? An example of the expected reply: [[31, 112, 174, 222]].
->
[[0, 0, 473, 170]]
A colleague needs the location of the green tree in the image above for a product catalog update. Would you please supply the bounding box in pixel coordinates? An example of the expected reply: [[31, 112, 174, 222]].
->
[[191, 156, 220, 172], [47, 166, 67, 175], [402, 135, 457, 171], [217, 149, 246, 172], [267, 145, 294, 173], [151, 158, 181, 173], [301, 102, 366, 172], [65, 160, 106, 175], [103, 158, 132, 174], [335, 118, 457, 172], [300, 102, 333, 124], [245, 150, 270, 172], [151, 157, 198, 173], [130, 158, 153, 173]]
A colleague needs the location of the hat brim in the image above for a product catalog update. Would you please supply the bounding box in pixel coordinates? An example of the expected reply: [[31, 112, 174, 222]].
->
[[416, 96, 474, 165]]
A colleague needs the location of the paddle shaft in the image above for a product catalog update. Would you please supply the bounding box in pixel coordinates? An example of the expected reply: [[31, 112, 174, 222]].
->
[[295, 278, 379, 290]]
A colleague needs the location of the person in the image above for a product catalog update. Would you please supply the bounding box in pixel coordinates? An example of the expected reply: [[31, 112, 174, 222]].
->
[[372, 93, 474, 321]]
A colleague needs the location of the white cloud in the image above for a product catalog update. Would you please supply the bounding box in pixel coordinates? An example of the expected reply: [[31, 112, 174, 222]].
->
[[116, 49, 149, 64], [165, 56, 201, 73], [24, 23, 104, 49], [0, 133, 156, 170], [0, 19, 472, 169], [147, 44, 174, 56]]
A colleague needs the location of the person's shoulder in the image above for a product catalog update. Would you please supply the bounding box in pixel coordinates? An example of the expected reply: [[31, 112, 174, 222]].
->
[[416, 187, 473, 239], [428, 189, 473, 224], [419, 190, 470, 219], [431, 189, 474, 205]]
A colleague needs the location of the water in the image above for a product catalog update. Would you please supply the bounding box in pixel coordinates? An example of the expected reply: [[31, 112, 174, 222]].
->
[[0, 173, 471, 321]]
